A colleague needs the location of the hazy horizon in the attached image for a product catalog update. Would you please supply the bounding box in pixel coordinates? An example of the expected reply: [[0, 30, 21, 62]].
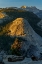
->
[[0, 0, 42, 10]]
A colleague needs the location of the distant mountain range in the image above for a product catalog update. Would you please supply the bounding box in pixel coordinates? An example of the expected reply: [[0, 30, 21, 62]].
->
[[21, 6, 42, 19], [21, 6, 42, 30]]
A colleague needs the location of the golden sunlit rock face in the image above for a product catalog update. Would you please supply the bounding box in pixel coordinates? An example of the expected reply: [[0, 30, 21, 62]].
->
[[0, 18, 27, 36], [0, 12, 6, 19], [21, 6, 27, 8], [8, 18, 26, 36], [11, 38, 22, 50]]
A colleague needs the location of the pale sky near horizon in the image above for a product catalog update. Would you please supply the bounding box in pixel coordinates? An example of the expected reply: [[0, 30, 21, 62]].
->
[[0, 0, 42, 10]]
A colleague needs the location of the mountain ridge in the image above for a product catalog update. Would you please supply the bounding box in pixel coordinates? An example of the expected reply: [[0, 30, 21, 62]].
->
[[21, 5, 42, 19], [0, 8, 42, 55]]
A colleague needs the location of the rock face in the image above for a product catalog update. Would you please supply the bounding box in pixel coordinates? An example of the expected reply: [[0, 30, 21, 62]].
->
[[0, 12, 6, 19], [8, 18, 26, 36], [0, 12, 6, 23], [0, 18, 42, 57], [21, 6, 27, 8], [8, 18, 42, 46], [8, 18, 42, 58], [0, 12, 10, 24]]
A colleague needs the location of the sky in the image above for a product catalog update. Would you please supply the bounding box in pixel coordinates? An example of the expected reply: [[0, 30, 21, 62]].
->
[[0, 0, 42, 10]]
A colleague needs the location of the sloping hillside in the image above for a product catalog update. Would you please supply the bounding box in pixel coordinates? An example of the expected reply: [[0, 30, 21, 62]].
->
[[0, 18, 42, 54], [8, 18, 42, 45]]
